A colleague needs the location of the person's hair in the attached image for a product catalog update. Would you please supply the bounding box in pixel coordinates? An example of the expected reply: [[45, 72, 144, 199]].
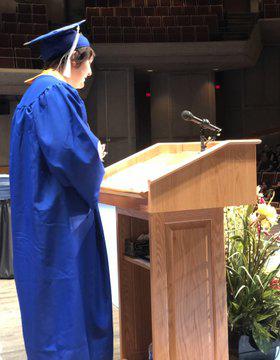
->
[[44, 46, 95, 72]]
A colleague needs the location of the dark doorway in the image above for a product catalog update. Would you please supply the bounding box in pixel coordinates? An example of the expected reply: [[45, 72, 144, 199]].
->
[[134, 71, 151, 151]]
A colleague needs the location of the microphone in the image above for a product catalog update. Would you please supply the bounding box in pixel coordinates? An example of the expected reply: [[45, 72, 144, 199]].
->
[[181, 110, 221, 133]]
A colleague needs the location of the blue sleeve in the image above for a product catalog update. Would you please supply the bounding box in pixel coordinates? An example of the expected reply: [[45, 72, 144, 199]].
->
[[33, 83, 105, 209]]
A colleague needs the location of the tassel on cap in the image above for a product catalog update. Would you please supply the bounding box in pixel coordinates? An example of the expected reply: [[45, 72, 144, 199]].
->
[[63, 25, 80, 78]]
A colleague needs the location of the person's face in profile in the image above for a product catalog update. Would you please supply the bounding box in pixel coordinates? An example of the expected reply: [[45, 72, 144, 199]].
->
[[69, 57, 93, 89]]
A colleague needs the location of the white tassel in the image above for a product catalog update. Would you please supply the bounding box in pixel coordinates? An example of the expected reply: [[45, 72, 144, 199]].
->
[[63, 25, 80, 78]]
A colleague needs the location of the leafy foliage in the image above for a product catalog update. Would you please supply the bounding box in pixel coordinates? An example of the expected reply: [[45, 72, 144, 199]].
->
[[225, 190, 280, 354]]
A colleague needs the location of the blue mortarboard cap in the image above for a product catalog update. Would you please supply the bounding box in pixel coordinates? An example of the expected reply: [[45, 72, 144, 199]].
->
[[24, 20, 90, 62]]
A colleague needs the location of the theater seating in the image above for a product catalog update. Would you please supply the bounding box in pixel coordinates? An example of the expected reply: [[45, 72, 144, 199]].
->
[[262, 0, 280, 17], [0, 2, 48, 69], [86, 0, 221, 43]]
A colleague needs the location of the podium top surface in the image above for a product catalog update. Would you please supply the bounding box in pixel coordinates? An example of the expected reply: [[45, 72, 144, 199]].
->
[[101, 140, 260, 192], [100, 140, 260, 212]]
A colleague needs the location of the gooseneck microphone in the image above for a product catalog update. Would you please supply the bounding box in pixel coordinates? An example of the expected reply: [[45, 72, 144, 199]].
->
[[181, 110, 222, 133]]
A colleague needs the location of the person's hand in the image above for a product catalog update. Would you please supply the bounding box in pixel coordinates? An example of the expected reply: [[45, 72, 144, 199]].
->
[[98, 141, 107, 162]]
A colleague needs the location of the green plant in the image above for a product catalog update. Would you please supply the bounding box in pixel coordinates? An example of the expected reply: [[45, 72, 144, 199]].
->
[[225, 188, 280, 354]]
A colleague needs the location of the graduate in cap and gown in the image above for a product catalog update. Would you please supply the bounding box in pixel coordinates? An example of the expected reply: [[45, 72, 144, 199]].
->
[[9, 20, 113, 359]]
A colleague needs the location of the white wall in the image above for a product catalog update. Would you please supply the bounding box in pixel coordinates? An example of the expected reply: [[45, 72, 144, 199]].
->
[[98, 203, 119, 307]]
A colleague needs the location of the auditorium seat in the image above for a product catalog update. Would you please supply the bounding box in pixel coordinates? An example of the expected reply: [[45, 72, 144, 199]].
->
[[96, 0, 108, 6], [108, 26, 123, 42], [135, 0, 145, 6], [92, 16, 105, 26], [143, 7, 156, 15], [11, 34, 27, 48], [32, 4, 47, 14], [264, 4, 278, 17], [14, 47, 32, 68], [108, 0, 119, 6], [101, 7, 114, 16], [176, 15, 190, 26], [2, 13, 17, 22], [160, 0, 171, 6], [210, 5, 223, 17], [204, 14, 218, 32], [123, 26, 137, 42], [170, 6, 185, 15], [106, 16, 121, 26], [191, 15, 204, 25], [153, 27, 167, 41], [122, 0, 133, 7], [0, 34, 12, 48], [147, 0, 158, 7], [184, 5, 196, 15], [138, 27, 153, 42], [130, 7, 143, 16], [18, 23, 34, 34], [2, 22, 17, 34], [134, 16, 148, 26], [92, 26, 107, 42], [33, 14, 48, 23], [181, 25, 195, 41], [0, 48, 14, 57], [155, 6, 170, 15], [197, 5, 210, 15], [167, 26, 181, 41], [120, 16, 134, 26], [33, 23, 48, 35], [116, 7, 129, 16], [148, 16, 161, 26], [162, 16, 176, 26], [18, 13, 32, 23], [0, 57, 15, 68], [86, 6, 100, 23], [196, 25, 209, 41], [172, 0, 184, 6], [16, 3, 32, 14]]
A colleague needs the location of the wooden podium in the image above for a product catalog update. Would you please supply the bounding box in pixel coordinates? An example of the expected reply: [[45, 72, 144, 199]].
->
[[100, 140, 260, 360]]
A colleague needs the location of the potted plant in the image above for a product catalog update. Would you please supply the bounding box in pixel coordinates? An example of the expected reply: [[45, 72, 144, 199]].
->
[[225, 187, 280, 359]]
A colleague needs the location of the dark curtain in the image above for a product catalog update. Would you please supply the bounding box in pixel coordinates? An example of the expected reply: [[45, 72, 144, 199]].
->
[[0, 199, 14, 279]]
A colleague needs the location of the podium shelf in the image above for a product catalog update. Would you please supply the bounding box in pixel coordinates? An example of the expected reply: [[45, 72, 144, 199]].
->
[[123, 255, 150, 271]]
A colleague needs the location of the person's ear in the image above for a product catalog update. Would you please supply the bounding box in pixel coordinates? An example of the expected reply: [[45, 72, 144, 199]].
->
[[71, 60, 79, 69]]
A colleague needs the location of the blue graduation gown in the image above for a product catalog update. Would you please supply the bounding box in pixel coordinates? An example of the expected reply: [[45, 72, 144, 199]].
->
[[9, 74, 113, 360]]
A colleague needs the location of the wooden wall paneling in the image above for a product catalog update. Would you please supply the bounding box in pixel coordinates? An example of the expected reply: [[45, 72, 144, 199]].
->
[[244, 56, 264, 107], [95, 70, 107, 138], [91, 68, 136, 165], [150, 73, 172, 141], [150, 208, 228, 360], [170, 72, 216, 138], [117, 212, 152, 360], [222, 47, 280, 138], [263, 48, 280, 106], [150, 72, 216, 143]]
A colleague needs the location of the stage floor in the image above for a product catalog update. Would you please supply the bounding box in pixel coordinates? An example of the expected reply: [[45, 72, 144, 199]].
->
[[0, 280, 120, 359]]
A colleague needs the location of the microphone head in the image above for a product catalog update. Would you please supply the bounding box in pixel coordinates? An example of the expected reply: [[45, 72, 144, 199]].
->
[[181, 110, 193, 120]]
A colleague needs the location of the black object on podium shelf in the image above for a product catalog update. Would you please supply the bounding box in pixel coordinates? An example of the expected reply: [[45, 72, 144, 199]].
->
[[0, 175, 14, 279], [125, 233, 150, 259]]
